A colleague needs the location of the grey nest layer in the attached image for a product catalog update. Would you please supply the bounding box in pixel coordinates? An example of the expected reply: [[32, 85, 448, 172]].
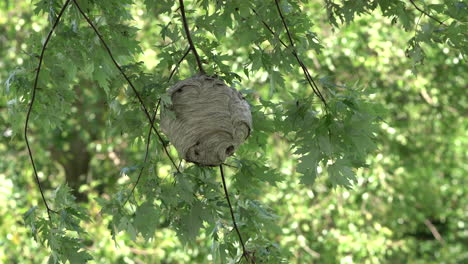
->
[[160, 75, 252, 166]]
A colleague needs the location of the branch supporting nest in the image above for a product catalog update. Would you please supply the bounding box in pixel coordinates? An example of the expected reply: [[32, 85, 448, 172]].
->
[[219, 165, 255, 264], [178, 0, 205, 74]]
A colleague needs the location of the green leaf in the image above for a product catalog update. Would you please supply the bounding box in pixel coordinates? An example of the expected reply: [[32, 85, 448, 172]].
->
[[297, 152, 319, 185], [269, 70, 285, 97], [134, 202, 159, 240], [328, 158, 356, 188], [179, 202, 205, 242], [53, 184, 76, 209], [23, 206, 39, 240], [94, 67, 110, 93], [318, 134, 333, 156], [235, 159, 283, 188]]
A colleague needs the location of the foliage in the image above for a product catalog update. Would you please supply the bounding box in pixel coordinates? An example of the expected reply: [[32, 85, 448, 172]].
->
[[0, 0, 466, 263]]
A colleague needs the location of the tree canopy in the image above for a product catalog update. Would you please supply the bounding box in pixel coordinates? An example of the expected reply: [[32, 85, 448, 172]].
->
[[0, 0, 466, 263]]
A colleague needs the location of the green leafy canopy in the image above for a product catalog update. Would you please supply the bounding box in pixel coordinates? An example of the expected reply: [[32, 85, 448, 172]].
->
[[4, 0, 465, 263]]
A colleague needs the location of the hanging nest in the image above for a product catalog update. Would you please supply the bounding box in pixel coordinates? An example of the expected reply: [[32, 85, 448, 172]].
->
[[160, 75, 252, 166]]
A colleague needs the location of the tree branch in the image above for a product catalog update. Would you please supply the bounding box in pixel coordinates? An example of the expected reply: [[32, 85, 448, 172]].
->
[[178, 0, 205, 74], [168, 46, 191, 81], [72, 0, 180, 173], [253, 3, 327, 108], [274, 0, 295, 50], [26, 0, 72, 220], [219, 165, 254, 263], [408, 0, 445, 26], [123, 46, 190, 205], [273, 0, 327, 107], [424, 219, 445, 244], [123, 100, 160, 206]]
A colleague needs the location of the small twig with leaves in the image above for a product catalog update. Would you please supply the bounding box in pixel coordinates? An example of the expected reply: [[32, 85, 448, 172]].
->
[[219, 165, 255, 264], [72, 0, 180, 173], [408, 0, 445, 26], [26, 0, 72, 220], [122, 100, 159, 207], [123, 46, 190, 206], [178, 0, 205, 74], [168, 46, 191, 81], [273, 0, 327, 107], [251, 4, 327, 108]]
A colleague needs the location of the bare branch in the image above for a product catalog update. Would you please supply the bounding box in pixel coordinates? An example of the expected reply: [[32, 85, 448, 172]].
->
[[424, 219, 445, 244]]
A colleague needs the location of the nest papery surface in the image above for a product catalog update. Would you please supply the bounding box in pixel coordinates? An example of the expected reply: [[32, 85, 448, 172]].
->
[[161, 75, 252, 166]]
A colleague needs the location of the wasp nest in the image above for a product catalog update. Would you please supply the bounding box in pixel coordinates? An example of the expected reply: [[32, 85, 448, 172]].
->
[[160, 75, 252, 166]]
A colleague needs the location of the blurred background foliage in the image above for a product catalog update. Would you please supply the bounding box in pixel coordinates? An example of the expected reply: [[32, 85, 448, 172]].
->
[[0, 0, 467, 263]]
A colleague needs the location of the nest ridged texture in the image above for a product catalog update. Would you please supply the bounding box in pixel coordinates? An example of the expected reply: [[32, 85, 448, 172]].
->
[[161, 75, 252, 166]]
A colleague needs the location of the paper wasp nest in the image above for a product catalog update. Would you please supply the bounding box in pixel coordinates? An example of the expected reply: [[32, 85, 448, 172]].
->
[[160, 75, 252, 166]]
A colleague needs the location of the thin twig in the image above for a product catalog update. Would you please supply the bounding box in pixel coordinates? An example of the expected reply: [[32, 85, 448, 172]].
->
[[221, 162, 238, 169], [177, 159, 183, 171], [296, 227, 321, 258], [219, 165, 254, 263], [122, 100, 160, 206], [252, 5, 327, 108], [273, 0, 327, 107], [408, 0, 445, 25], [274, 0, 295, 50], [122, 44, 191, 206], [168, 46, 191, 81], [423, 219, 445, 244], [178, 0, 205, 74], [26, 0, 72, 220], [72, 0, 180, 173]]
